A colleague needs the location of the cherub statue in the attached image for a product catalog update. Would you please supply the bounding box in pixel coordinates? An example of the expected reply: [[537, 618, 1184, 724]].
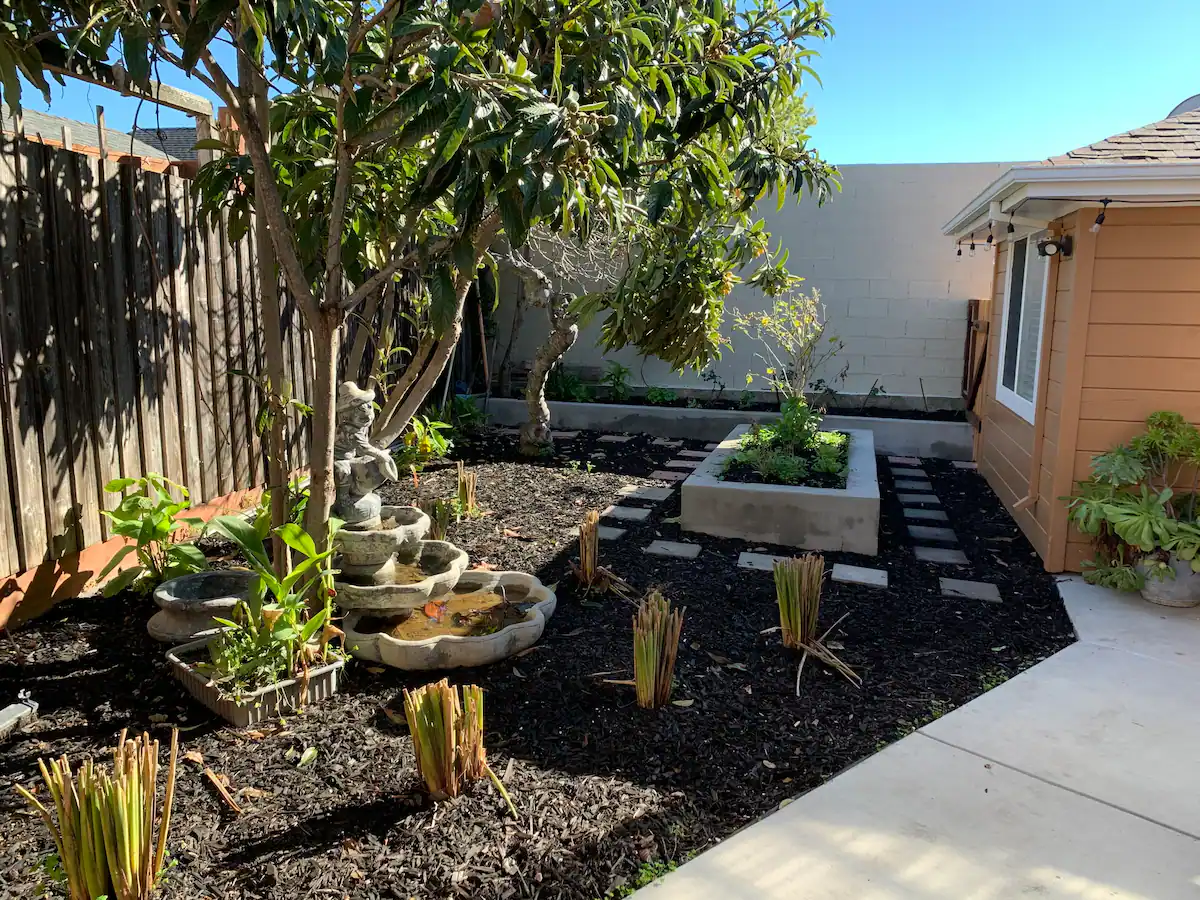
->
[[332, 381, 399, 529]]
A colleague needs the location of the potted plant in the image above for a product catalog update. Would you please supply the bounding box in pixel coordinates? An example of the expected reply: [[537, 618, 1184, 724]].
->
[[1064, 411, 1200, 607], [166, 517, 347, 726]]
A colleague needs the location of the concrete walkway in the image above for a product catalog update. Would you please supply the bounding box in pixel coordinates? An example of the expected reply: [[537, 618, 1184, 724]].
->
[[638, 577, 1200, 899]]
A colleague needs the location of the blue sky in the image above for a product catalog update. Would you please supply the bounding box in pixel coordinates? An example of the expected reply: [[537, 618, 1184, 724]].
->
[[19, 1, 1200, 165]]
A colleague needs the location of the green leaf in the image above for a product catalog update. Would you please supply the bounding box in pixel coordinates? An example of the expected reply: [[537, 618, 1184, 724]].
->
[[429, 267, 458, 333], [276, 522, 317, 559], [297, 746, 318, 767], [101, 564, 145, 597], [208, 515, 271, 572], [104, 477, 137, 494], [97, 544, 136, 581]]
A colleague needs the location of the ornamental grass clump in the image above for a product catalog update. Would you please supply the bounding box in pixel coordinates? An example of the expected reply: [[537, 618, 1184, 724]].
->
[[773, 555, 860, 692], [576, 509, 601, 587], [403, 679, 516, 816], [418, 497, 453, 540], [633, 590, 685, 709], [16, 729, 179, 900], [456, 461, 478, 519]]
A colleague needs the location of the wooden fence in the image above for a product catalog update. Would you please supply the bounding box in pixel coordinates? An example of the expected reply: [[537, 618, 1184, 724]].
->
[[0, 132, 314, 580]]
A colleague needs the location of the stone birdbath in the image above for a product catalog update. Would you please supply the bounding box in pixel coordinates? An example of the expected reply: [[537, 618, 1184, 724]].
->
[[148, 570, 259, 643]]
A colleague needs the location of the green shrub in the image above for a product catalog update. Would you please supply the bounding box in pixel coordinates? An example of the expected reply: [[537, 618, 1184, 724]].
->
[[97, 474, 207, 596], [601, 361, 632, 401], [547, 365, 593, 402], [645, 386, 677, 405]]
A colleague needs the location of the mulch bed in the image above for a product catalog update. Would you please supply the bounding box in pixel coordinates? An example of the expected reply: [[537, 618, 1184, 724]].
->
[[0, 430, 1074, 900]]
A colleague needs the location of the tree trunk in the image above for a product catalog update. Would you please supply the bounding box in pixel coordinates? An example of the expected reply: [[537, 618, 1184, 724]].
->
[[303, 311, 341, 598], [249, 62, 291, 579], [520, 299, 578, 456], [497, 290, 525, 398]]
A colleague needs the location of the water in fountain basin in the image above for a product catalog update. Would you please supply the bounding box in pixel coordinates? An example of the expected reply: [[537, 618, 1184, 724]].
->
[[355, 585, 534, 640]]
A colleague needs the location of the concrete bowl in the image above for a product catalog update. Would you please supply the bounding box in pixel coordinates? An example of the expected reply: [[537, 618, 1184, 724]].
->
[[333, 539, 468, 612], [335, 505, 431, 584], [148, 570, 260, 643], [342, 570, 557, 670]]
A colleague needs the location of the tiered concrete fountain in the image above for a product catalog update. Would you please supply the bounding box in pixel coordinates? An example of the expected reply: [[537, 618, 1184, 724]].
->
[[330, 382, 556, 670]]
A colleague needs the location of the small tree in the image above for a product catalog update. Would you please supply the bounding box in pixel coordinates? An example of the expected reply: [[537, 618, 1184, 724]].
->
[[1, 0, 836, 542]]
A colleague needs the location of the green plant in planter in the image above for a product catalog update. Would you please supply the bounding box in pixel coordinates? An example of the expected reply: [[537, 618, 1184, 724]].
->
[[1064, 411, 1200, 589], [97, 474, 207, 597], [601, 362, 632, 402], [645, 386, 678, 406], [394, 416, 453, 473], [203, 517, 343, 699], [546, 365, 593, 403]]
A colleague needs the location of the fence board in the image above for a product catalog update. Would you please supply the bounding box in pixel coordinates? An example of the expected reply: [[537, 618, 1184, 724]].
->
[[25, 143, 76, 557], [166, 175, 202, 498], [218, 210, 248, 488], [0, 132, 33, 571], [146, 172, 184, 492], [208, 214, 233, 495], [102, 159, 140, 487], [126, 165, 164, 478], [77, 155, 121, 539], [238, 224, 262, 487], [190, 207, 219, 500], [47, 146, 101, 550]]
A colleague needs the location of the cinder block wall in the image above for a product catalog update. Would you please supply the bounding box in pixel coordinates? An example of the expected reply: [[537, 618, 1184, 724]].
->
[[493, 161, 1016, 408]]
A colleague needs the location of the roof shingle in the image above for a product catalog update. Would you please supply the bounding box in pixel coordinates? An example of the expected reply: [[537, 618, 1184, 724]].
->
[[1046, 110, 1200, 165]]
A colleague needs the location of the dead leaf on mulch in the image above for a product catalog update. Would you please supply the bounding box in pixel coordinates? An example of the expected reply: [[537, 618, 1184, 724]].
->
[[671, 699, 694, 708], [471, 561, 499, 571], [181, 750, 204, 766]]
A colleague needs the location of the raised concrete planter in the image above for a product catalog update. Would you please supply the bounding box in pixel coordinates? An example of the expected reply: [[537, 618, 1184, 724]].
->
[[680, 426, 880, 555], [478, 398, 972, 460], [167, 639, 344, 728], [342, 571, 557, 670]]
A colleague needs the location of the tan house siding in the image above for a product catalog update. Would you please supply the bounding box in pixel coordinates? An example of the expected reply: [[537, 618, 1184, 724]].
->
[[1063, 205, 1200, 570]]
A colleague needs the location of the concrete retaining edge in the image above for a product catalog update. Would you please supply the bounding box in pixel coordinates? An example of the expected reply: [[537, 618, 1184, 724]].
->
[[478, 397, 973, 460]]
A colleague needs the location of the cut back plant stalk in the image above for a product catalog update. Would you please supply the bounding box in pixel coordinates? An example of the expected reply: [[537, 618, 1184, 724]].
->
[[15, 729, 179, 900], [402, 679, 516, 818], [772, 555, 860, 692], [456, 461, 478, 520], [633, 590, 685, 708]]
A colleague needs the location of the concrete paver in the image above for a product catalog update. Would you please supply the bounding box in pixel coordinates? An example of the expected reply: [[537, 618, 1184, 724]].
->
[[618, 484, 674, 502], [831, 563, 888, 588], [644, 540, 702, 559], [939, 577, 1001, 602]]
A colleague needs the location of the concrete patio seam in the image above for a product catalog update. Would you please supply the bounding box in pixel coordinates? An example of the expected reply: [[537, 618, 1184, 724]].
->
[[915, 731, 1200, 842]]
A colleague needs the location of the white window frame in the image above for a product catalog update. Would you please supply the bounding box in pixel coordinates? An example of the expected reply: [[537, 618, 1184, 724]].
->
[[995, 231, 1050, 424]]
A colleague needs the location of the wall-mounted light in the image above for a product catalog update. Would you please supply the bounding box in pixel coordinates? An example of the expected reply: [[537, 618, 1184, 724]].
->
[[1037, 235, 1074, 258]]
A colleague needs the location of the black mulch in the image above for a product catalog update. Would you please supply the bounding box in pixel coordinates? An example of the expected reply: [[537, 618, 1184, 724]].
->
[[0, 432, 1074, 900]]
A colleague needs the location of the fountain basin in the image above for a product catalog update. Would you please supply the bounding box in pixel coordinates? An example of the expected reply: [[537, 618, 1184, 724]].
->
[[148, 570, 260, 643], [343, 570, 557, 670], [334, 539, 468, 611], [335, 505, 430, 584]]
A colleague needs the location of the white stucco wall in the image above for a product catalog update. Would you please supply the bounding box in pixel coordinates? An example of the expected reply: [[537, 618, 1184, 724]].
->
[[493, 161, 1014, 406]]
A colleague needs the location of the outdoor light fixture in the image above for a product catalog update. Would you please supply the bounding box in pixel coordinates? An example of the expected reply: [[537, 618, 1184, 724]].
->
[[1091, 199, 1111, 233], [1037, 235, 1073, 258]]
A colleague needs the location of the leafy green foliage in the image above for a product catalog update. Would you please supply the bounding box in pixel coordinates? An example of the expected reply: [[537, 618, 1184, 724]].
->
[[645, 386, 678, 406], [601, 361, 632, 402], [546, 365, 593, 403], [1065, 411, 1200, 583], [433, 394, 486, 437], [723, 399, 846, 487], [394, 416, 453, 472], [253, 478, 310, 542], [97, 475, 206, 597], [203, 517, 343, 698], [732, 287, 846, 403]]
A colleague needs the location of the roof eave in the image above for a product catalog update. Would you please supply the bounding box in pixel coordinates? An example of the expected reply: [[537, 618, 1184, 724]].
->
[[942, 162, 1200, 239]]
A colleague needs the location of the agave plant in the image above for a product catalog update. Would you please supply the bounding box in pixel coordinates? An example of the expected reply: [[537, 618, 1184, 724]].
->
[[16, 730, 179, 900], [402, 679, 516, 816], [633, 590, 685, 709]]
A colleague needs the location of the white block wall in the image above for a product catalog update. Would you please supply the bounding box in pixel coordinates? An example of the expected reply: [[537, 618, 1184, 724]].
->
[[493, 161, 1014, 406]]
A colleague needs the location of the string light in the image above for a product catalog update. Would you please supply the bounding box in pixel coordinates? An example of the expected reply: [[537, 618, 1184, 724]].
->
[[956, 241, 962, 259], [1007, 216, 1015, 234], [986, 224, 993, 245], [969, 236, 976, 257], [1091, 198, 1111, 233]]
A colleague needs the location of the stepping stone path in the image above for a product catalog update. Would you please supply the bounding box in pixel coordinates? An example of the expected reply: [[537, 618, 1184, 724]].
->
[[650, 470, 688, 482], [897, 493, 940, 505], [496, 427, 520, 436], [903, 507, 949, 522], [953, 461, 978, 470], [940, 577, 1002, 603], [644, 540, 701, 559], [704, 443, 720, 450], [907, 525, 957, 542], [678, 450, 711, 459], [652, 438, 683, 448], [601, 505, 651, 522], [914, 546, 968, 565], [598, 434, 634, 443], [894, 459, 970, 567], [571, 524, 626, 540], [831, 564, 889, 588], [551, 430, 579, 439], [737, 551, 786, 571], [618, 484, 674, 502], [664, 459, 701, 470]]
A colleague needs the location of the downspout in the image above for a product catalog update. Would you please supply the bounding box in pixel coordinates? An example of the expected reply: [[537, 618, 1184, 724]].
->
[[1013, 234, 1062, 513]]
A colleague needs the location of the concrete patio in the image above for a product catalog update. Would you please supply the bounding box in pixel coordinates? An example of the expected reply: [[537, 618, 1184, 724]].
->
[[637, 577, 1200, 899]]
